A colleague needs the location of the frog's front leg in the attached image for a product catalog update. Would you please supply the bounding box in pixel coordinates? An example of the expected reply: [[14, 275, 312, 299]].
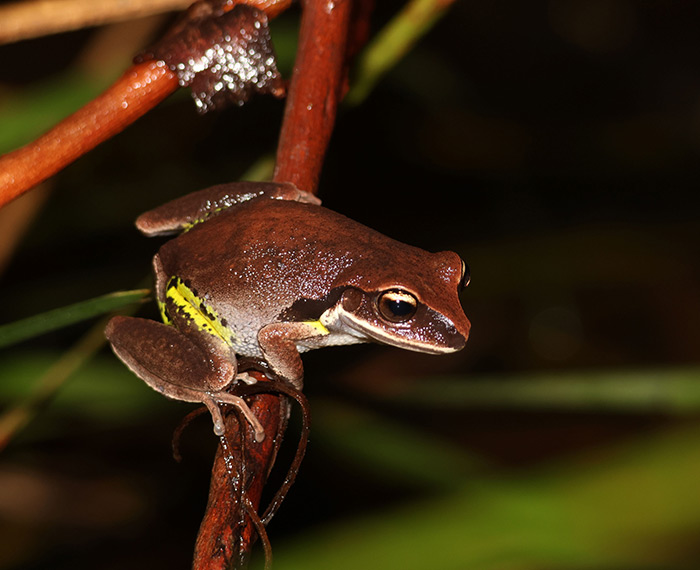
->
[[257, 321, 331, 389], [105, 316, 265, 442]]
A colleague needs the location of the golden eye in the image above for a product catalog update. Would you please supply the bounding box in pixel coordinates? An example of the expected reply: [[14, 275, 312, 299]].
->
[[377, 290, 417, 322], [460, 260, 471, 290]]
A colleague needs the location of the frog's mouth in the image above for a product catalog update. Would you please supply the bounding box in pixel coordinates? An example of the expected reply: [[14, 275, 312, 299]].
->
[[337, 307, 466, 355]]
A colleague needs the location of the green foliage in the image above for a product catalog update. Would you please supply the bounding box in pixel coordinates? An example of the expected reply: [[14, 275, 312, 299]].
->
[[0, 289, 148, 348], [0, 72, 111, 153], [0, 350, 166, 424], [396, 368, 700, 413], [272, 424, 700, 570]]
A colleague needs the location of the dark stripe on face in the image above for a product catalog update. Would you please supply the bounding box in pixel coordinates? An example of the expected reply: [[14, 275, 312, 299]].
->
[[277, 286, 346, 322]]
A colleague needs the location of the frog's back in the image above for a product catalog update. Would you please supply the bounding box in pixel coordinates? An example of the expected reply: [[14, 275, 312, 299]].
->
[[156, 199, 440, 331], [159, 202, 328, 319]]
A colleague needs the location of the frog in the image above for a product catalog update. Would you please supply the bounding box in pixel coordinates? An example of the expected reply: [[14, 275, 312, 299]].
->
[[105, 181, 471, 442]]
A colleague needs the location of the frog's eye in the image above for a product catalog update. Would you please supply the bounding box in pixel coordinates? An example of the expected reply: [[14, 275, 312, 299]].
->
[[377, 290, 418, 323], [459, 260, 471, 290]]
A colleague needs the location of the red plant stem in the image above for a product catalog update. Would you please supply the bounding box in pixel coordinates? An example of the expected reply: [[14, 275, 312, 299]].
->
[[273, 0, 354, 193], [193, 378, 287, 570], [0, 0, 293, 210], [0, 61, 179, 208], [195, 2, 356, 568]]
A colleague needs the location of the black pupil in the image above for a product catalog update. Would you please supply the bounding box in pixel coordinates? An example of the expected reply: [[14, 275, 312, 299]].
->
[[387, 299, 413, 316]]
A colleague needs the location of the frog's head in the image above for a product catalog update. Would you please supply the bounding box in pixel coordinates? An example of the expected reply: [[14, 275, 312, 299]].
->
[[325, 250, 471, 354]]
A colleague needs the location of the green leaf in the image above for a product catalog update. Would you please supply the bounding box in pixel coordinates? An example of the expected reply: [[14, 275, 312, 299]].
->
[[271, 424, 700, 570], [0, 289, 149, 348], [389, 367, 700, 413], [347, 0, 457, 105]]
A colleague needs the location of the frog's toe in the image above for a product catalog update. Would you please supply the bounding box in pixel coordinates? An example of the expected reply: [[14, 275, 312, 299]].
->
[[295, 189, 321, 205], [235, 372, 258, 385], [211, 392, 266, 443], [203, 398, 226, 436]]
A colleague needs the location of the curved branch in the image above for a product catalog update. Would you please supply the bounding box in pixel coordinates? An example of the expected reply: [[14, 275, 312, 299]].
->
[[0, 0, 293, 210], [0, 0, 192, 45], [0, 60, 179, 208]]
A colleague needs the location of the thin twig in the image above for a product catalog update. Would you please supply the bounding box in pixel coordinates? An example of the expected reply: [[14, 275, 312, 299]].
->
[[0, 0, 192, 44], [0, 60, 180, 208], [0, 0, 293, 210], [244, 496, 273, 570]]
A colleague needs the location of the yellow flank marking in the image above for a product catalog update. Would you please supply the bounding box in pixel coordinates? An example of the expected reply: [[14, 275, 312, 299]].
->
[[181, 207, 226, 233], [165, 277, 234, 346], [305, 320, 330, 335], [158, 300, 172, 325]]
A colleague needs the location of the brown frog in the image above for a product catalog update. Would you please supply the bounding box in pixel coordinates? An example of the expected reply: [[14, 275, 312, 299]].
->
[[106, 182, 471, 441]]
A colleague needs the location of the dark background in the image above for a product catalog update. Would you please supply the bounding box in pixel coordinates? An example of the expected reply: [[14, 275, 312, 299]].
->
[[1, 1, 699, 568]]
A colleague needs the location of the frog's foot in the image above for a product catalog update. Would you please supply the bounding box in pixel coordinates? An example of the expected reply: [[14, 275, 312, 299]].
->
[[204, 393, 265, 443], [294, 188, 321, 205], [106, 316, 265, 442], [234, 372, 258, 386]]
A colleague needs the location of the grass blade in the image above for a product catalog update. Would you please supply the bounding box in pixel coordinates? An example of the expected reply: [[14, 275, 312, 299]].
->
[[389, 367, 700, 413], [0, 316, 109, 450], [347, 0, 458, 105], [0, 289, 149, 348]]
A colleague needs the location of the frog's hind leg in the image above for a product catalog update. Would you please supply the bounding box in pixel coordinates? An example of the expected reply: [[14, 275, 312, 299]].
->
[[105, 316, 264, 441], [153, 254, 172, 325], [135, 181, 321, 237]]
